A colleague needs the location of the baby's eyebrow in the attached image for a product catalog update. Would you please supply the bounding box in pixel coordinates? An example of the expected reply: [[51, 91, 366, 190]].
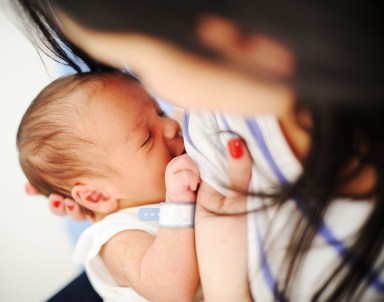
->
[[153, 100, 161, 112], [147, 95, 161, 111], [123, 106, 146, 144], [133, 113, 144, 131]]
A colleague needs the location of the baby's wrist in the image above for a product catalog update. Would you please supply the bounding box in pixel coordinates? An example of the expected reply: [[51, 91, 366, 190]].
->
[[165, 194, 196, 203], [159, 202, 195, 228]]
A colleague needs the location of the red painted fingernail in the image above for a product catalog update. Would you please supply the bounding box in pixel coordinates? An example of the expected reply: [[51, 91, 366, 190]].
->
[[67, 205, 75, 211], [52, 200, 61, 208], [228, 138, 243, 159]]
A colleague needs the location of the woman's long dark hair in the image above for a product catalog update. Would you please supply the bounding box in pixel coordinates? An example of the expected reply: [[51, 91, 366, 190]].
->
[[14, 0, 114, 72], [13, 0, 384, 300]]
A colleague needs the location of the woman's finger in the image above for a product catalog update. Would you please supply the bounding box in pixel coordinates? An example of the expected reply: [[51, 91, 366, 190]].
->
[[64, 198, 88, 221], [196, 137, 252, 214], [48, 193, 66, 216], [223, 137, 252, 213], [227, 137, 252, 194], [25, 182, 40, 195], [196, 180, 224, 213]]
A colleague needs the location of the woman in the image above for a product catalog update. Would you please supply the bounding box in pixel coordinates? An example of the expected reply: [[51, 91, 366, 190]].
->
[[14, 0, 384, 301]]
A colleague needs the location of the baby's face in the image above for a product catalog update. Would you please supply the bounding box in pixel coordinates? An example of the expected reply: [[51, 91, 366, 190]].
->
[[93, 77, 185, 205]]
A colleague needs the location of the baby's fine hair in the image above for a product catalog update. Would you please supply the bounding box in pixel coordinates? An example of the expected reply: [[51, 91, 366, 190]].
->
[[17, 71, 136, 198]]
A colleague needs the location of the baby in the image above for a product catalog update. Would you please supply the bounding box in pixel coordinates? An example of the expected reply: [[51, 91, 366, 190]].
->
[[17, 71, 202, 302]]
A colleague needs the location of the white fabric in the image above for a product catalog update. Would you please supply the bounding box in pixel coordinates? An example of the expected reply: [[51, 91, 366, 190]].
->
[[159, 202, 195, 228], [74, 205, 158, 302], [74, 204, 203, 302], [184, 111, 383, 301]]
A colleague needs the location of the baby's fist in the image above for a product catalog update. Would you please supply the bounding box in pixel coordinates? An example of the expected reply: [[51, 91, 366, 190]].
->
[[165, 154, 200, 202]]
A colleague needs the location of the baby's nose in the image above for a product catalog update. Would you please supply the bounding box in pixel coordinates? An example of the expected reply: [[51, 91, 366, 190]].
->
[[163, 119, 181, 140]]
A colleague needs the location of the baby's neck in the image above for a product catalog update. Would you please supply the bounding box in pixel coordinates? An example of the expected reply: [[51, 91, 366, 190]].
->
[[92, 198, 161, 222]]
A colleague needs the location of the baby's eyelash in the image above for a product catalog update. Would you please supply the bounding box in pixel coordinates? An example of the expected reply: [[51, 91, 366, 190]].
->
[[141, 134, 152, 147]]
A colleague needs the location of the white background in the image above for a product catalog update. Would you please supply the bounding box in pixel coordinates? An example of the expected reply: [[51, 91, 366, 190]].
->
[[0, 2, 82, 301]]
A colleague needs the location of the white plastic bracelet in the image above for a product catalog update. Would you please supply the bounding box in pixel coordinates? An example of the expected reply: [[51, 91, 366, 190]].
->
[[159, 202, 196, 228]]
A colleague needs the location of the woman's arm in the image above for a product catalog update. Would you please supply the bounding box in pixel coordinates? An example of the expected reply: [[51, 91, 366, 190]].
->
[[195, 138, 252, 302], [101, 154, 200, 302]]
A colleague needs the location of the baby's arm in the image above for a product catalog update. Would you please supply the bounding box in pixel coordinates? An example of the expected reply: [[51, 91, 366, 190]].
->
[[101, 154, 200, 302]]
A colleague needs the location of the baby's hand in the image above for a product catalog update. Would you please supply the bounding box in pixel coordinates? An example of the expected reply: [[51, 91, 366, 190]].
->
[[165, 154, 200, 203]]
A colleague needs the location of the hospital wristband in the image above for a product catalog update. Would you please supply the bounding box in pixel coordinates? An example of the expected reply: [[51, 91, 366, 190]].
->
[[159, 202, 196, 228]]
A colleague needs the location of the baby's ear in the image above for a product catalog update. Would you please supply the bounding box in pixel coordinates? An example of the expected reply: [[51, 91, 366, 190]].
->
[[71, 184, 118, 214]]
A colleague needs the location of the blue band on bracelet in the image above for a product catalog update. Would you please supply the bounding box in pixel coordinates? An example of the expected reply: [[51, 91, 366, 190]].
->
[[138, 207, 160, 221]]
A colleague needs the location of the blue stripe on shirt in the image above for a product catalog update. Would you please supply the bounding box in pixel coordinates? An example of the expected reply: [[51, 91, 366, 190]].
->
[[245, 117, 384, 292]]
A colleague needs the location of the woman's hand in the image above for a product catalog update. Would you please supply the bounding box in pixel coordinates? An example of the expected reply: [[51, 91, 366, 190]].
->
[[25, 182, 90, 221], [195, 137, 252, 302]]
